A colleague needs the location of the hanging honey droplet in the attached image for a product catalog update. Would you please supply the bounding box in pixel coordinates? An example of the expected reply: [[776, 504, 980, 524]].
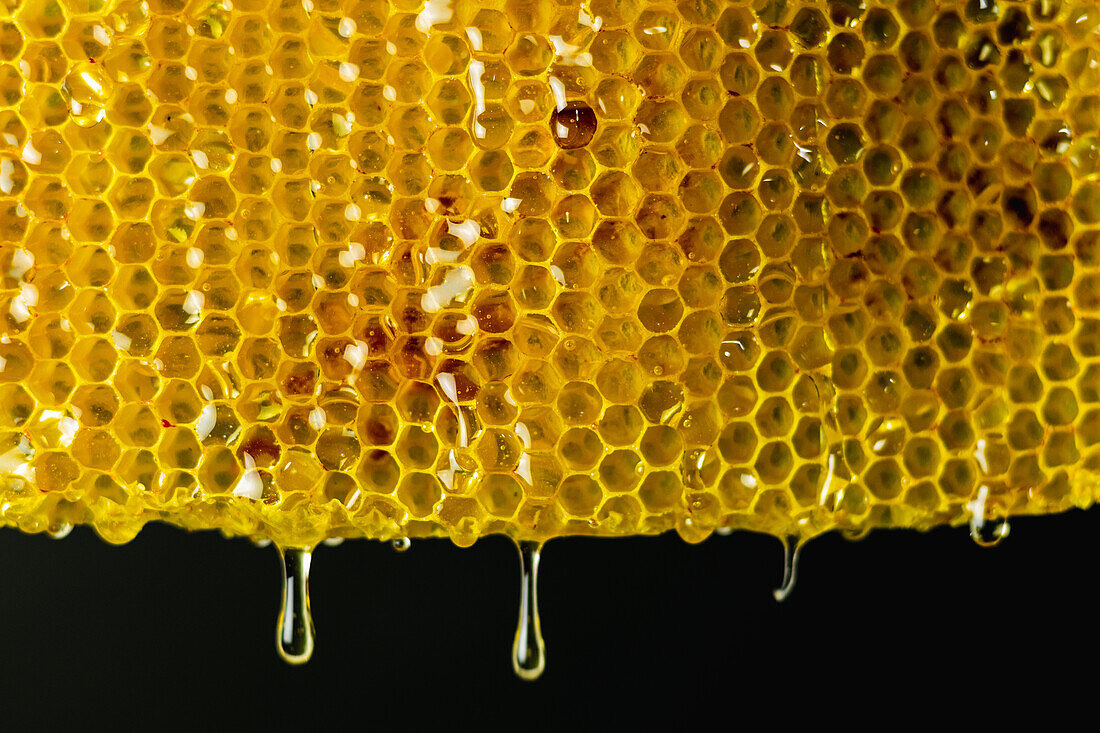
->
[[970, 516, 1010, 547], [276, 546, 315, 665], [773, 536, 803, 602], [511, 540, 546, 681], [391, 537, 411, 552], [47, 522, 73, 540], [840, 526, 872, 542]]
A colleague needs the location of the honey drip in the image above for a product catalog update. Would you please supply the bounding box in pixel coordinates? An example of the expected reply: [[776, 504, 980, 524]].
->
[[276, 546, 315, 665], [511, 540, 546, 681]]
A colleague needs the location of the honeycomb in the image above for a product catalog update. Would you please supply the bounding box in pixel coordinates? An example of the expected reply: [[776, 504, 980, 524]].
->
[[1, 0, 1100, 550]]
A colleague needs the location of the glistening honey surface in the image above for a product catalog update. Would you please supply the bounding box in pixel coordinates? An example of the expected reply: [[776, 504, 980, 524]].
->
[[1, 0, 1099, 550]]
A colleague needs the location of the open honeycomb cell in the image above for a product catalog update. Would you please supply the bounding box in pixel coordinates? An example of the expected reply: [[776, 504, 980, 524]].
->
[[1, 0, 1099, 551]]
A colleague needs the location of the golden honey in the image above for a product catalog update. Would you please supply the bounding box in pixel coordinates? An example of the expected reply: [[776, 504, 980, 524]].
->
[[0, 0, 1098, 560]]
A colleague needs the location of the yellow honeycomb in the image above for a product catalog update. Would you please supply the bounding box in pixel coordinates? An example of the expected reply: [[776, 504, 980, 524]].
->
[[1, 0, 1100, 554]]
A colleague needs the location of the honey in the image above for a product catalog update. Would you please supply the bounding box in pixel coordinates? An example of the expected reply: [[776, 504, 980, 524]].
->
[[1, 0, 1099, 671]]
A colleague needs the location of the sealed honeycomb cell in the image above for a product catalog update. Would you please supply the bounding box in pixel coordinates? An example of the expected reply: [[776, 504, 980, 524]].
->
[[2, 0, 1100, 580]]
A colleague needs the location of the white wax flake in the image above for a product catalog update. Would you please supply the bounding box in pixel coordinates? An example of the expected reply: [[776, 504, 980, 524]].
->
[[338, 242, 366, 268], [578, 9, 603, 31], [233, 456, 264, 500], [343, 341, 369, 371], [225, 89, 238, 104], [549, 265, 566, 286], [465, 27, 483, 51], [548, 76, 568, 111], [514, 421, 532, 450], [424, 197, 440, 214], [196, 403, 217, 441], [306, 132, 322, 150], [184, 201, 206, 220], [339, 62, 359, 82], [421, 266, 475, 313], [455, 315, 477, 336], [338, 17, 356, 37], [0, 446, 31, 476], [519, 98, 535, 115], [305, 89, 319, 105], [501, 197, 522, 213], [311, 274, 325, 289], [191, 149, 209, 169], [424, 246, 458, 265], [308, 408, 327, 431], [967, 484, 990, 529], [514, 453, 533, 484], [0, 159, 15, 194], [332, 113, 352, 138], [302, 0, 313, 12], [424, 336, 443, 356], [344, 203, 362, 221], [184, 66, 198, 80], [9, 282, 37, 323], [468, 60, 486, 138], [447, 219, 480, 247], [0, 354, 6, 374], [183, 290, 205, 316], [347, 292, 359, 307], [270, 158, 283, 173], [148, 125, 174, 145], [386, 41, 397, 55], [18, 282, 37, 306], [21, 142, 41, 166], [186, 247, 204, 268], [436, 372, 460, 404], [382, 85, 397, 101], [58, 416, 79, 447], [111, 330, 132, 351], [415, 0, 453, 33], [200, 384, 214, 401], [225, 227, 239, 241], [9, 297, 30, 324], [548, 36, 592, 66], [9, 248, 34, 278], [974, 439, 989, 474]]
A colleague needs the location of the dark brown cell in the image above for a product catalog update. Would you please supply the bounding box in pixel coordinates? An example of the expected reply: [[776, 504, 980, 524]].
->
[[550, 102, 597, 149]]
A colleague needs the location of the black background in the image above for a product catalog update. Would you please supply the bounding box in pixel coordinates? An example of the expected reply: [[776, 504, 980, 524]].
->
[[0, 509, 1094, 728]]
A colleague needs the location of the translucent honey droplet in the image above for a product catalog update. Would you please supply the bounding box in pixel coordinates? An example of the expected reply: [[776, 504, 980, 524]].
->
[[47, 522, 73, 540], [512, 540, 546, 681], [773, 537, 802, 602], [970, 516, 1010, 547], [840, 526, 871, 542], [391, 537, 411, 552], [276, 547, 315, 665]]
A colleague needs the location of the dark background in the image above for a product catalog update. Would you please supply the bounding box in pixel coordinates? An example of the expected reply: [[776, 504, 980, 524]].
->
[[0, 509, 1094, 728]]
